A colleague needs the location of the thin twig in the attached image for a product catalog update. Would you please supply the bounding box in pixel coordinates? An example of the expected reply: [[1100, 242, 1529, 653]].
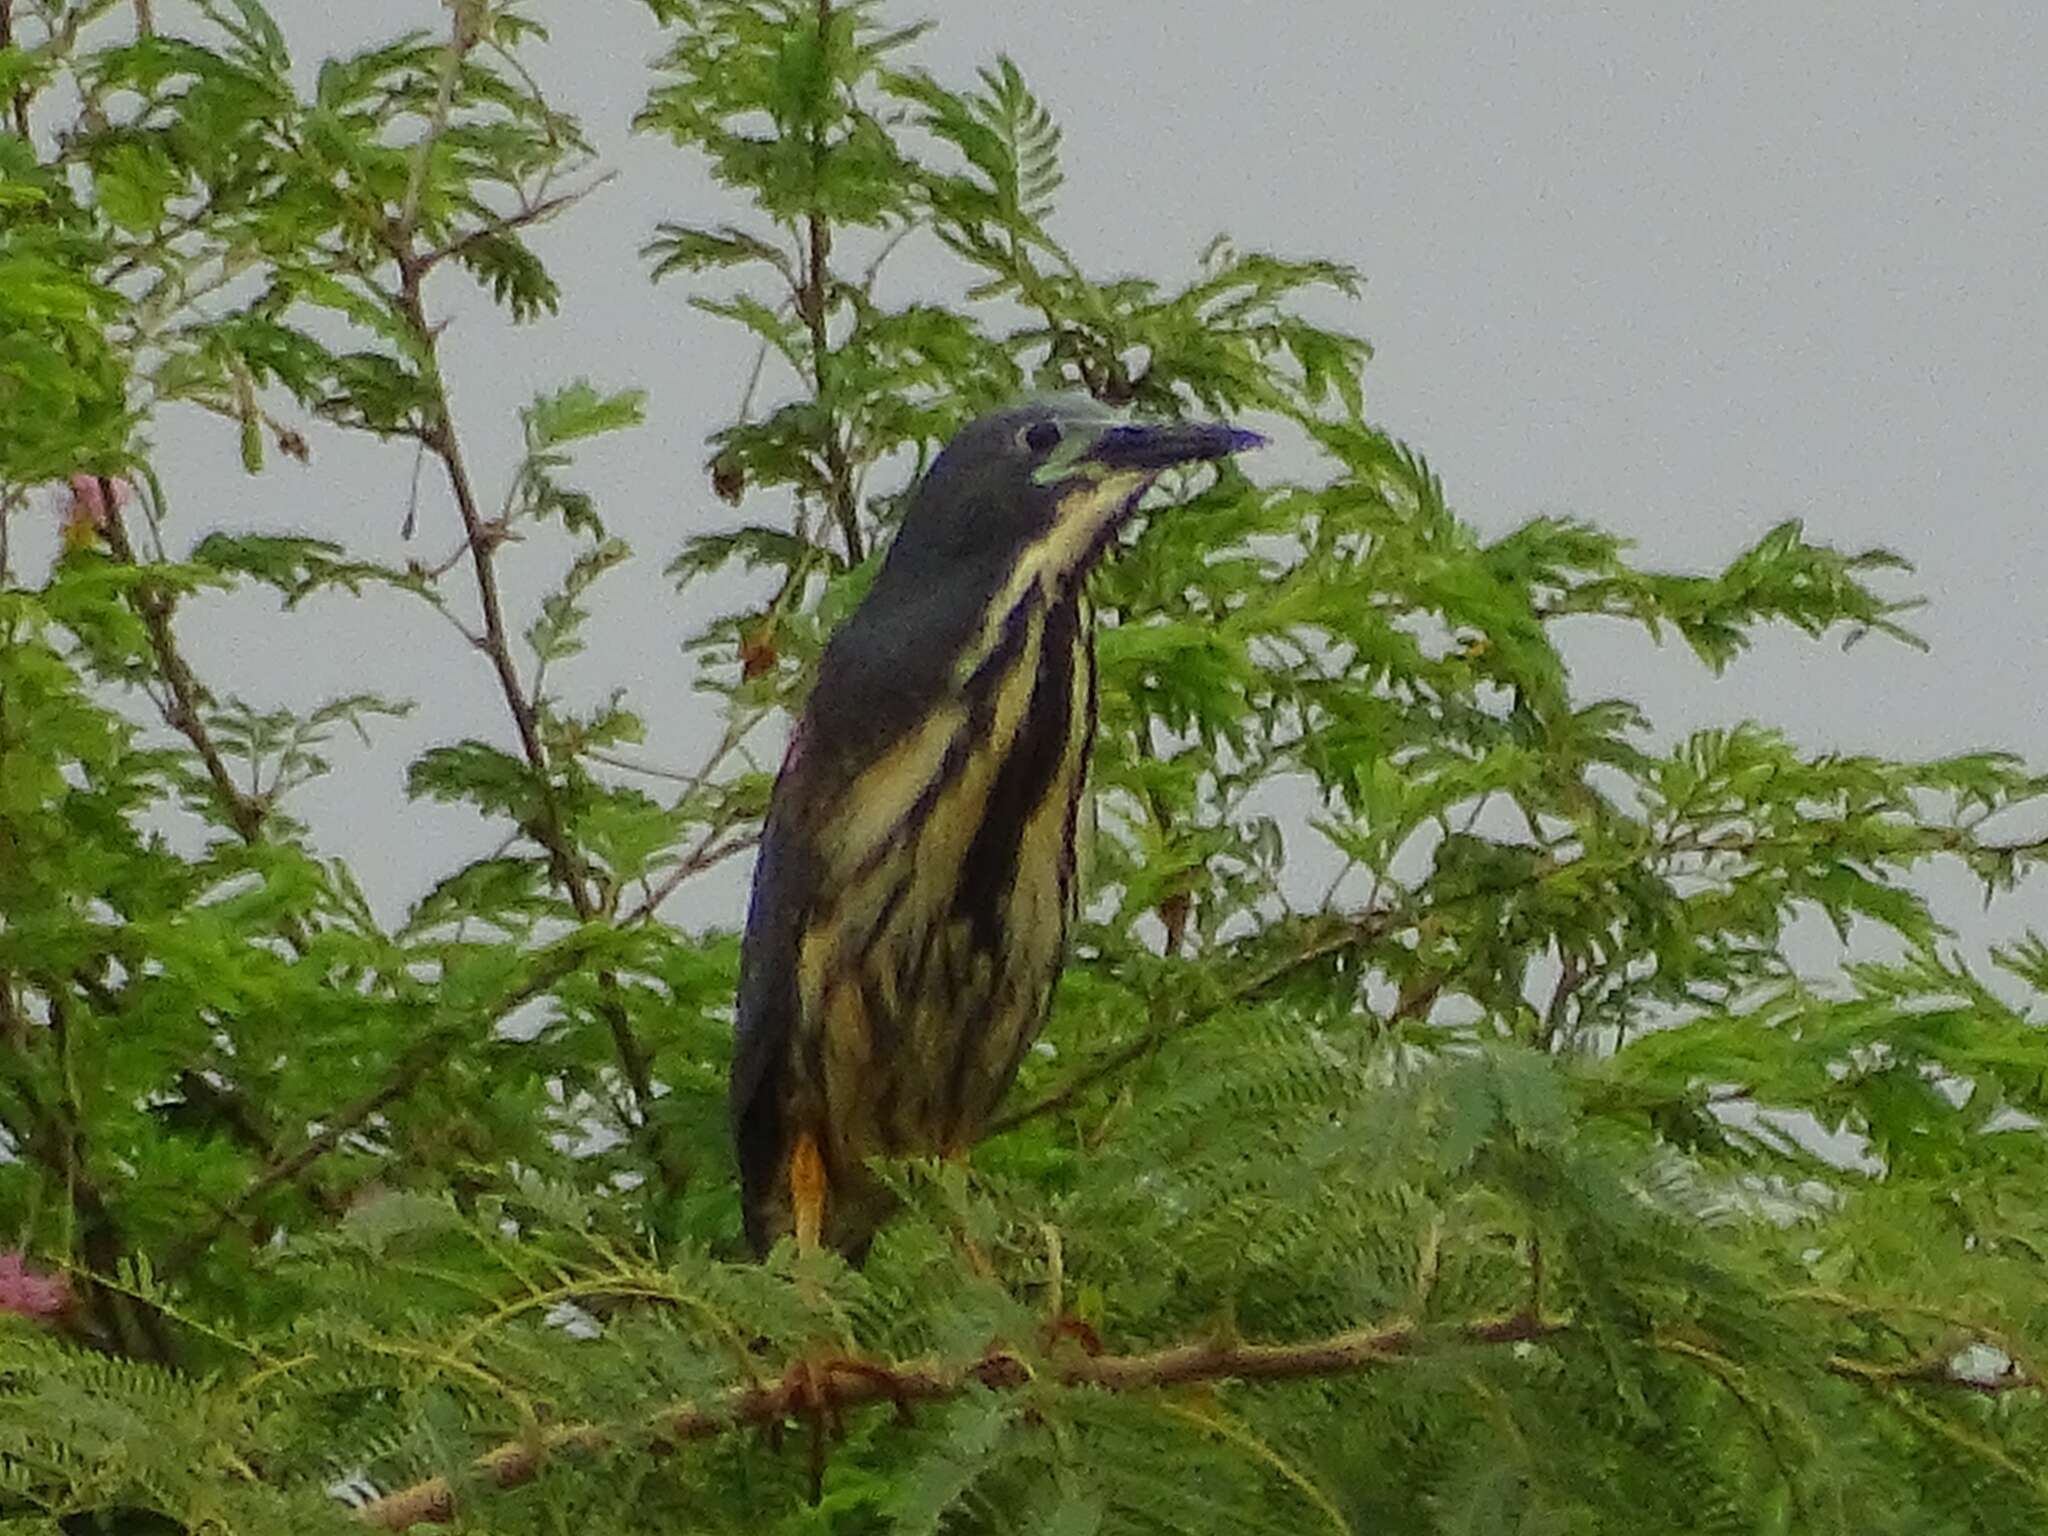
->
[[418, 174, 617, 276], [97, 478, 269, 843], [627, 829, 761, 925], [583, 748, 702, 785], [0, 485, 20, 585], [800, 0, 861, 564], [1539, 953, 1581, 1045], [622, 706, 768, 925], [991, 841, 1615, 1136]]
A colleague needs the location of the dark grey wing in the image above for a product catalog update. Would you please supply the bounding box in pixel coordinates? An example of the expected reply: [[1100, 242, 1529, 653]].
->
[[730, 641, 917, 1252], [730, 730, 812, 1254]]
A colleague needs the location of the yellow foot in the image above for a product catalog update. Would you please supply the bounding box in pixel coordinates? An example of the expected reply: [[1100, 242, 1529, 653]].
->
[[791, 1132, 826, 1256]]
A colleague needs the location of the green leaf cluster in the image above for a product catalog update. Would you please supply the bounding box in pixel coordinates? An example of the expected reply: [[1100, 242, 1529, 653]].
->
[[0, 2, 2042, 1533]]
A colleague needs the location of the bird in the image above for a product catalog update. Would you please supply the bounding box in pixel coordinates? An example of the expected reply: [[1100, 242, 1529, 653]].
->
[[731, 395, 1264, 1260]]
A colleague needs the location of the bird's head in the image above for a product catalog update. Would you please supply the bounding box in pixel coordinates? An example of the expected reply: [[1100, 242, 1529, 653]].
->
[[880, 395, 1265, 597]]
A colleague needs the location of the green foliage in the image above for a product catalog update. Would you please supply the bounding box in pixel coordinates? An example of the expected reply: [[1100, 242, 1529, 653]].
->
[[1, 2, 2044, 1533]]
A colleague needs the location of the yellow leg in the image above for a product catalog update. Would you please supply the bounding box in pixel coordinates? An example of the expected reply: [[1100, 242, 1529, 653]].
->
[[791, 1132, 827, 1256]]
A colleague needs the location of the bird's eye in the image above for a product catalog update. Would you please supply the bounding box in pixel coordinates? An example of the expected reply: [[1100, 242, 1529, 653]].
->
[[1021, 419, 1063, 455]]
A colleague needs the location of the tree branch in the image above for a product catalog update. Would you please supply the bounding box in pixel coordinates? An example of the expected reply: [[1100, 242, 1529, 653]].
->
[[358, 1311, 1566, 1529], [984, 837, 1670, 1137], [390, 256, 680, 1192], [626, 829, 760, 926], [350, 1299, 2045, 1530], [621, 703, 767, 926], [324, 0, 681, 1201]]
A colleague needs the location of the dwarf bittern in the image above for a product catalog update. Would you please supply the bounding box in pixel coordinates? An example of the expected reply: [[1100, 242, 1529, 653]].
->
[[732, 396, 1263, 1259]]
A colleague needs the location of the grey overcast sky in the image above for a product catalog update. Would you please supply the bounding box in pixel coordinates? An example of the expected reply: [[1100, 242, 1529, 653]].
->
[[133, 2, 2047, 945]]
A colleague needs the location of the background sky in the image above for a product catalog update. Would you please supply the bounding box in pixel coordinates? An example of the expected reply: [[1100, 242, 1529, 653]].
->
[[123, 1, 2048, 951]]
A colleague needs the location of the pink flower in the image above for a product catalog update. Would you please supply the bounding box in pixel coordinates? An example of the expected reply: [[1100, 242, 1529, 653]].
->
[[0, 1251, 72, 1321], [61, 473, 131, 549]]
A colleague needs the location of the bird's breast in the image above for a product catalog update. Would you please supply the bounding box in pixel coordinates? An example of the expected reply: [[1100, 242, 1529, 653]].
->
[[793, 590, 1097, 1162]]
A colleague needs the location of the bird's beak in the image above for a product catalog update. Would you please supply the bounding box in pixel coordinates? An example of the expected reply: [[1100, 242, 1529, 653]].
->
[[1083, 419, 1267, 474]]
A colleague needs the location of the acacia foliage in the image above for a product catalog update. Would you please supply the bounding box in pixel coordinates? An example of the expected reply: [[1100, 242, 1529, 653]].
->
[[1, 2, 2045, 1531]]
